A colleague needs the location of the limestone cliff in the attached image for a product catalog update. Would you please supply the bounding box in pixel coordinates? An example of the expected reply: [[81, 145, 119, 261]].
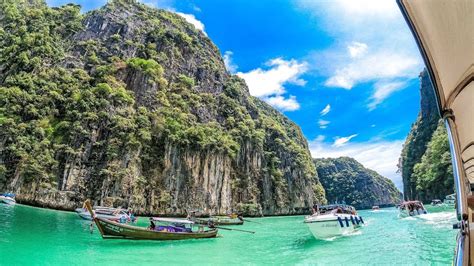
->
[[315, 157, 402, 209], [0, 0, 326, 216], [399, 69, 440, 199]]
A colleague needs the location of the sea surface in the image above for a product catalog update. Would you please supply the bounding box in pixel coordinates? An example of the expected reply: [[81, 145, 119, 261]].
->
[[0, 204, 457, 265]]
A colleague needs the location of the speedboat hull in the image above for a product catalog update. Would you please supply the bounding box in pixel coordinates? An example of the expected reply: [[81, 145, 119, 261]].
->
[[398, 209, 427, 218], [75, 207, 130, 222], [305, 214, 363, 239], [77, 212, 125, 221], [0, 196, 16, 205]]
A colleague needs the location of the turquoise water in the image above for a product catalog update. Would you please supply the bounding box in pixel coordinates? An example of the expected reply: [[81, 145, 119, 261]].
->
[[0, 204, 457, 265]]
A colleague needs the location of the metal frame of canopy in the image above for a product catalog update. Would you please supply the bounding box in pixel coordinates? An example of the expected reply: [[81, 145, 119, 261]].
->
[[397, 0, 474, 265]]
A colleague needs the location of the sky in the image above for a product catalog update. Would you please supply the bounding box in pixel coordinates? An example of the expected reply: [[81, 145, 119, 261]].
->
[[46, 0, 426, 191]]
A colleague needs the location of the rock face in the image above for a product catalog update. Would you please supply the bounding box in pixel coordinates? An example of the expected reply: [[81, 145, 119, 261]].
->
[[399, 69, 453, 201], [314, 157, 402, 209], [0, 0, 326, 216], [399, 69, 439, 200]]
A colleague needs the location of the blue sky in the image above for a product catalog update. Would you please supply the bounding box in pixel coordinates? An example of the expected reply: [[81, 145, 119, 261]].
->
[[46, 0, 425, 190]]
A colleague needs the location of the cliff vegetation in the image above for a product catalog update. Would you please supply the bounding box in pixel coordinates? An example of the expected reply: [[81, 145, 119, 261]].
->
[[0, 0, 325, 216]]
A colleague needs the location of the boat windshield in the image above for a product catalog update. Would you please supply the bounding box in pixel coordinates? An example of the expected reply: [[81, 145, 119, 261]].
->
[[399, 201, 425, 210], [318, 204, 355, 215]]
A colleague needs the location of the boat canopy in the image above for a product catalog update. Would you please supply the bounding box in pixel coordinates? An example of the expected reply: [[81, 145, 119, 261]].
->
[[445, 194, 456, 200], [152, 217, 195, 224], [397, 1, 473, 264], [398, 0, 474, 201], [400, 200, 423, 205]]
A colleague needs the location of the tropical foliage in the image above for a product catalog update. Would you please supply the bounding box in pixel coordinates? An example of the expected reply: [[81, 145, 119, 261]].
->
[[315, 157, 401, 209], [0, 0, 325, 214]]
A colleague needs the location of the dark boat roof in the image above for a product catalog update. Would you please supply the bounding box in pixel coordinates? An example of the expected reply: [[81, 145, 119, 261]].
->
[[319, 204, 355, 210]]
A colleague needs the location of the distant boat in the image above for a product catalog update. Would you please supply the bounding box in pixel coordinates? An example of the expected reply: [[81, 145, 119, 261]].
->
[[431, 199, 443, 206], [0, 193, 16, 205], [194, 215, 244, 226], [84, 200, 218, 240], [372, 206, 380, 211], [443, 194, 455, 206], [304, 204, 364, 239], [398, 201, 427, 218], [75, 205, 132, 222]]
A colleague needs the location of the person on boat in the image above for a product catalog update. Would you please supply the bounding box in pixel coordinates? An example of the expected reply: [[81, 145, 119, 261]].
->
[[207, 220, 216, 229], [129, 210, 136, 223], [148, 218, 156, 230], [187, 211, 196, 221], [350, 207, 356, 215], [312, 203, 319, 215], [237, 213, 244, 222]]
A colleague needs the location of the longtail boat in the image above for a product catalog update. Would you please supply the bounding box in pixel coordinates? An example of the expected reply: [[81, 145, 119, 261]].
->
[[84, 200, 218, 240], [194, 215, 244, 226]]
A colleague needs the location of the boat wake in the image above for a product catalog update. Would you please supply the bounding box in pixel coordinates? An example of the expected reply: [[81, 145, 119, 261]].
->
[[368, 210, 388, 213], [418, 212, 456, 227]]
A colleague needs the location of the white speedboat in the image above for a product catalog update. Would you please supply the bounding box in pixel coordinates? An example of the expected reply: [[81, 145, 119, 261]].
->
[[443, 194, 455, 206], [0, 193, 16, 205], [398, 201, 427, 218], [304, 204, 364, 239], [431, 199, 443, 206], [75, 206, 132, 222]]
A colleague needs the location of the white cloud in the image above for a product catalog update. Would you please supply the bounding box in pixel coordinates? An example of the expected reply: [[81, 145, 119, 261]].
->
[[223, 51, 238, 73], [310, 138, 404, 190], [315, 135, 326, 142], [298, 0, 422, 104], [318, 119, 330, 129], [333, 134, 358, 147], [264, 95, 300, 111], [348, 42, 368, 58], [324, 50, 419, 90], [368, 81, 406, 110], [237, 58, 307, 111], [176, 12, 206, 35], [320, 104, 331, 116]]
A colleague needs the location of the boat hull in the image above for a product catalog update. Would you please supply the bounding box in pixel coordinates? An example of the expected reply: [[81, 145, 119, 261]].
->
[[398, 209, 427, 218], [306, 219, 359, 239], [304, 213, 363, 239], [0, 196, 16, 205], [75, 207, 130, 222], [77, 212, 124, 221], [95, 217, 218, 240]]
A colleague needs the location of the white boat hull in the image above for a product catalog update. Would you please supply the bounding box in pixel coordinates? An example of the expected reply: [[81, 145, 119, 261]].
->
[[305, 214, 362, 239], [77, 211, 126, 221], [0, 196, 16, 205], [398, 209, 427, 218], [306, 220, 358, 239]]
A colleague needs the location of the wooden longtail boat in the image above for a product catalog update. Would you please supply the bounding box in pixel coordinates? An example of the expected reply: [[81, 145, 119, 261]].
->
[[194, 216, 244, 226], [84, 200, 218, 240]]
